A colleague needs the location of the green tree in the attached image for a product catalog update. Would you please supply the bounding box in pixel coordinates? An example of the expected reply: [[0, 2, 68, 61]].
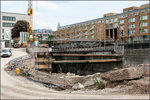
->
[[46, 35, 55, 47], [11, 20, 32, 39]]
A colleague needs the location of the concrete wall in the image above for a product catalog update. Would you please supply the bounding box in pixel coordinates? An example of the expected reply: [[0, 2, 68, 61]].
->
[[124, 48, 150, 66], [52, 61, 122, 75], [52, 55, 123, 75]]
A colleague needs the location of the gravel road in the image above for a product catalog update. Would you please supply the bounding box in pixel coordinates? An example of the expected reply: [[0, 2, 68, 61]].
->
[[1, 48, 149, 99]]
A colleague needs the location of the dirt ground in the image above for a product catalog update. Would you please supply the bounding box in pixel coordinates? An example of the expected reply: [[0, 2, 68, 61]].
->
[[1, 48, 149, 99]]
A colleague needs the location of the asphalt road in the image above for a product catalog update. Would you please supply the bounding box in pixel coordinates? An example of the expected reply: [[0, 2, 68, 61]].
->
[[1, 48, 149, 99]]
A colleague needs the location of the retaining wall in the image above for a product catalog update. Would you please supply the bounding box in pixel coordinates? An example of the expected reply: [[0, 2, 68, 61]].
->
[[124, 48, 150, 67]]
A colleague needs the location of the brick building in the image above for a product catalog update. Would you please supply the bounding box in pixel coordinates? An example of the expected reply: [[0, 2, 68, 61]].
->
[[53, 3, 150, 42]]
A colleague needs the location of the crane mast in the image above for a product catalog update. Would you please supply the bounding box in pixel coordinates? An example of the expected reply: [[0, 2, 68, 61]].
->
[[27, 0, 33, 42]]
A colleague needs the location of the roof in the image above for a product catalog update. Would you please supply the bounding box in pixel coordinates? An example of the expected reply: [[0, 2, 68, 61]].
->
[[1, 12, 27, 15]]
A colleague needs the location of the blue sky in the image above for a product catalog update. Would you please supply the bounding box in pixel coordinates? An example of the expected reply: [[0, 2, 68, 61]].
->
[[1, 1, 149, 30]]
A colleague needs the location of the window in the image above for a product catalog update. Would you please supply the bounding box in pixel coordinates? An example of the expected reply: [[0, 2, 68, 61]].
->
[[130, 24, 135, 28], [142, 29, 148, 33], [130, 18, 135, 22], [77, 32, 80, 35], [67, 30, 70, 33], [78, 37, 81, 39], [62, 35, 64, 37], [114, 18, 118, 22], [90, 30, 94, 33], [106, 19, 109, 23], [120, 20, 124, 24], [139, 36, 143, 40], [72, 33, 75, 36], [140, 15, 147, 20], [91, 35, 94, 39], [110, 19, 113, 23], [98, 21, 102, 23], [77, 28, 81, 31], [90, 25, 94, 29], [83, 27, 87, 30], [83, 31, 87, 34], [62, 31, 65, 33], [3, 23, 14, 27], [130, 30, 135, 35], [72, 29, 75, 32], [3, 16, 16, 21], [142, 22, 147, 27], [144, 36, 149, 40], [120, 26, 124, 30], [114, 23, 118, 28], [133, 37, 137, 41], [101, 20, 104, 23], [67, 34, 70, 36], [2, 29, 4, 33], [84, 36, 87, 39]]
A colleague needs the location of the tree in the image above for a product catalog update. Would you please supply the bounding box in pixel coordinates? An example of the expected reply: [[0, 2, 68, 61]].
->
[[46, 35, 55, 47], [11, 20, 32, 39]]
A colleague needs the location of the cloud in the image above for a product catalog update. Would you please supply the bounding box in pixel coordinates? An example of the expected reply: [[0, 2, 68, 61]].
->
[[34, 1, 59, 10]]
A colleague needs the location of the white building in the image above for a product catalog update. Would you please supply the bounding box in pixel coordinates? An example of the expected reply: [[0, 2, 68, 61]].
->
[[0, 12, 28, 47], [33, 29, 53, 40]]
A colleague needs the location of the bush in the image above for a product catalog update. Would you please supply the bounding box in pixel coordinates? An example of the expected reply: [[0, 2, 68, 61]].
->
[[93, 78, 104, 89]]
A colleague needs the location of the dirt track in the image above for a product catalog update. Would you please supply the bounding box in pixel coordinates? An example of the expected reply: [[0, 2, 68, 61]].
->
[[1, 48, 149, 99]]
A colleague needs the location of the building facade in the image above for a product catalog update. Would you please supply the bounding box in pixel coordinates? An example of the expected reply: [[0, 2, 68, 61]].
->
[[33, 29, 53, 40], [54, 23, 105, 41], [53, 3, 150, 42], [0, 12, 28, 41]]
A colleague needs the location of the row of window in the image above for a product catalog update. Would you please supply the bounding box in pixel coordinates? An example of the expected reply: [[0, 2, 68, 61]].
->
[[61, 23, 96, 29], [58, 30, 95, 37], [105, 23, 118, 28], [120, 15, 148, 24], [3, 22, 14, 27], [127, 35, 150, 41], [61, 26, 94, 33], [105, 18, 118, 24], [120, 28, 148, 36], [33, 29, 52, 33], [56, 35, 95, 39], [58, 28, 95, 34], [3, 16, 16, 21], [120, 22, 148, 30]]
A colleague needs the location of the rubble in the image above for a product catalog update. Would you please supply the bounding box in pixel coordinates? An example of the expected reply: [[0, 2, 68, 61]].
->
[[83, 79, 95, 87], [66, 72, 76, 76], [72, 82, 84, 90], [101, 67, 144, 81], [138, 64, 150, 77], [128, 80, 149, 94], [65, 73, 101, 85]]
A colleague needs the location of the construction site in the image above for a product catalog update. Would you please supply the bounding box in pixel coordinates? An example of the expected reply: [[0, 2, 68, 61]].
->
[[1, 0, 150, 99]]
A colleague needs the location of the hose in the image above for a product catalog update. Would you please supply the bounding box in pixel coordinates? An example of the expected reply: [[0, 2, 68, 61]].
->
[[26, 77, 70, 88]]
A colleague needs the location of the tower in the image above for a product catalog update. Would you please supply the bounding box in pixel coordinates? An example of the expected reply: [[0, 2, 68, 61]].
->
[[57, 22, 61, 30]]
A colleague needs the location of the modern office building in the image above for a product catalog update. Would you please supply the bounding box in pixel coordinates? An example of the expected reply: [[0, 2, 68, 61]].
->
[[33, 29, 53, 40], [53, 3, 150, 42], [0, 12, 28, 47]]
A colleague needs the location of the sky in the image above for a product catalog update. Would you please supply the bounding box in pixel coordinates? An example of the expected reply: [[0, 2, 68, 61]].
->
[[1, 1, 149, 31]]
